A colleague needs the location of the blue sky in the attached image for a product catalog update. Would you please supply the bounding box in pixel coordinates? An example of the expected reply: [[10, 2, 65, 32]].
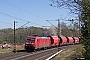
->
[[0, 0, 77, 29]]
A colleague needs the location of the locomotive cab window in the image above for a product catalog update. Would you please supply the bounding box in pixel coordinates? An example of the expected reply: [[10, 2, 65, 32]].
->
[[27, 38, 35, 41]]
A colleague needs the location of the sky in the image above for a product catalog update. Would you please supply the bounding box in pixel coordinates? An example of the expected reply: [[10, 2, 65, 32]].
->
[[0, 0, 78, 29]]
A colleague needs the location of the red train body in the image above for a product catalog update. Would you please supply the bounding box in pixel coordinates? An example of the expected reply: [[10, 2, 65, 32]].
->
[[49, 36, 60, 47], [73, 37, 80, 44], [66, 37, 74, 45], [25, 36, 51, 51], [25, 35, 80, 51], [58, 36, 67, 45]]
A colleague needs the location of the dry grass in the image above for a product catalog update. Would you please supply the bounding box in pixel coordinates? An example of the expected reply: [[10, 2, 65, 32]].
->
[[0, 48, 13, 55], [0, 45, 24, 55], [51, 44, 84, 60]]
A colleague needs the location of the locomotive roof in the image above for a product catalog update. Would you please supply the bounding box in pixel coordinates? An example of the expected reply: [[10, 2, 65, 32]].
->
[[39, 37, 49, 39]]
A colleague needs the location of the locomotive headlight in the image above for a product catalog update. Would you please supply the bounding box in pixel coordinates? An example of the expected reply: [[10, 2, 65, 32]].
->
[[26, 42, 29, 44], [31, 43, 34, 45]]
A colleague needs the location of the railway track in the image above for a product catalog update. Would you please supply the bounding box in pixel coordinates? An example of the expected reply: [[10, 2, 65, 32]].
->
[[0, 45, 79, 60], [20, 48, 58, 60]]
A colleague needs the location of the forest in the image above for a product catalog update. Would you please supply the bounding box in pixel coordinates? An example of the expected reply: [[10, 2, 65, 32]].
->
[[0, 21, 79, 44]]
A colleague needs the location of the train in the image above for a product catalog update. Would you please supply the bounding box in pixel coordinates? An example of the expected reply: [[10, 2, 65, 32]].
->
[[25, 35, 80, 51]]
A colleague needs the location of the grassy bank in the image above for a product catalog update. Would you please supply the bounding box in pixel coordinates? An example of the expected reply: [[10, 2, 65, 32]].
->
[[51, 44, 84, 60], [0, 47, 24, 55], [0, 48, 13, 55]]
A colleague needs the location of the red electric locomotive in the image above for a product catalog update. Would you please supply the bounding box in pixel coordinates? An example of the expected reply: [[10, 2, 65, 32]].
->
[[25, 35, 51, 51]]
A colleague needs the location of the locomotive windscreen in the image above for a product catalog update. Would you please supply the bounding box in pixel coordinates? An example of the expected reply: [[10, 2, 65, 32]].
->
[[27, 38, 35, 41]]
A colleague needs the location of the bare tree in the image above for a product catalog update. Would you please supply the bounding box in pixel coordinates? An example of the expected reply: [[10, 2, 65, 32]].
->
[[48, 26, 57, 36], [50, 0, 90, 13], [51, 0, 82, 13]]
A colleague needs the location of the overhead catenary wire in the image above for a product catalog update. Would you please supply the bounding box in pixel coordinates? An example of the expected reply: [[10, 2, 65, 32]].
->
[[0, 11, 42, 27], [0, 0, 44, 27], [1, 0, 73, 28], [1, 0, 46, 21], [0, 20, 13, 25], [2, 0, 39, 18], [46, 20, 58, 29], [19, 22, 30, 28]]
